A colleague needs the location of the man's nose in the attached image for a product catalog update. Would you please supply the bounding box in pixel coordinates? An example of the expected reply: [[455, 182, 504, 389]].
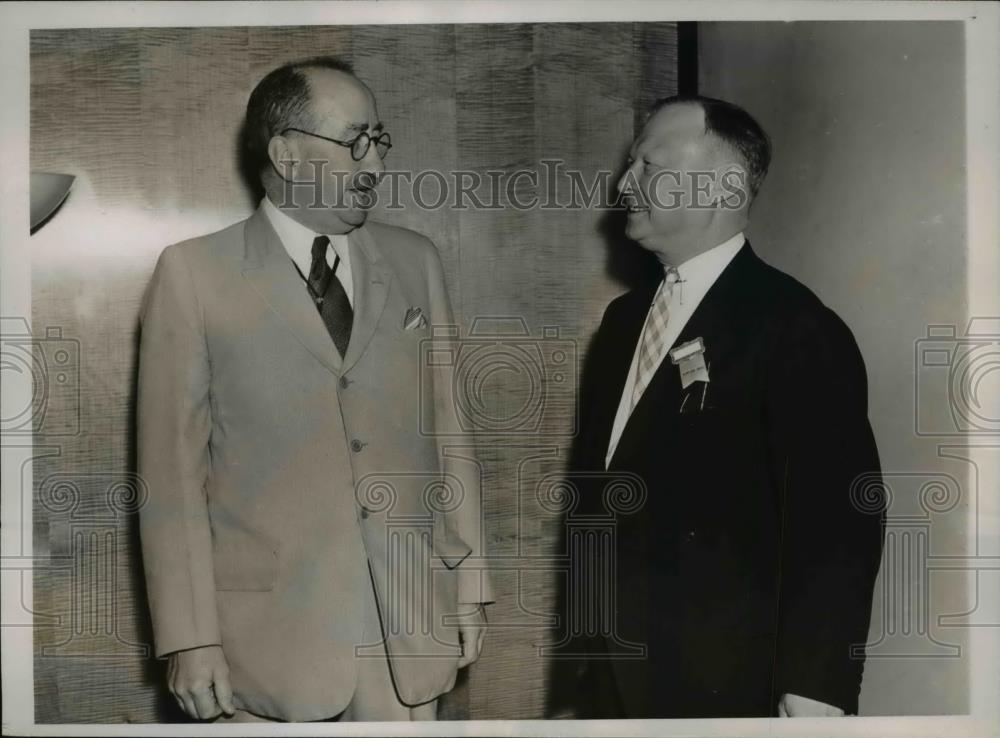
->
[[361, 144, 385, 178], [617, 161, 639, 195], [353, 169, 380, 191]]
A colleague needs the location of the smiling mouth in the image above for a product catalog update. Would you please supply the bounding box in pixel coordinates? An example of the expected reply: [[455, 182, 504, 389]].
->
[[622, 195, 649, 214]]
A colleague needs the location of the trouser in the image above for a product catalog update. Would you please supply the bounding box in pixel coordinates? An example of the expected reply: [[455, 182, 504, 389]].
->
[[219, 569, 439, 722]]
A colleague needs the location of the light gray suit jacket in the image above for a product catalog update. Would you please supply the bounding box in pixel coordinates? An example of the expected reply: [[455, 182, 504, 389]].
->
[[138, 205, 492, 720]]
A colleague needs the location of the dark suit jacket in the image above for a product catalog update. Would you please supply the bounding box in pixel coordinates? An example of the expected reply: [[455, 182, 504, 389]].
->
[[569, 241, 886, 718]]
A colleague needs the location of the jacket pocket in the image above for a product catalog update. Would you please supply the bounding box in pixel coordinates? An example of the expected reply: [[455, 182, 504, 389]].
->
[[212, 531, 279, 591]]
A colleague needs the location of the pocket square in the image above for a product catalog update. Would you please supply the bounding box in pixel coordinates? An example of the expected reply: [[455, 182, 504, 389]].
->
[[403, 307, 427, 330]]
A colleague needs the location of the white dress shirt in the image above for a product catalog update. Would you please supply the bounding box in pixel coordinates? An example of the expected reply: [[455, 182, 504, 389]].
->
[[261, 196, 354, 306], [605, 232, 745, 467]]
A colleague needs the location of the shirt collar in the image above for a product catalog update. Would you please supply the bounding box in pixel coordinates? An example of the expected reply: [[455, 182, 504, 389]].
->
[[672, 231, 745, 291], [260, 196, 349, 276]]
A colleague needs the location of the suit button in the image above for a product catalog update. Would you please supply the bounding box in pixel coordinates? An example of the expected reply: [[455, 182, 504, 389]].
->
[[351, 439, 364, 453], [340, 376, 350, 389]]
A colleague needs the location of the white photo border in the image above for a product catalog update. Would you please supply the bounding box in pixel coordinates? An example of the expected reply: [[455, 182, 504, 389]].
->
[[2, 2, 997, 736]]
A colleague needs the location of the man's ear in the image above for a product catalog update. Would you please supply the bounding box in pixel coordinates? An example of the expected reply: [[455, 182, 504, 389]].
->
[[715, 163, 750, 211], [267, 135, 298, 182]]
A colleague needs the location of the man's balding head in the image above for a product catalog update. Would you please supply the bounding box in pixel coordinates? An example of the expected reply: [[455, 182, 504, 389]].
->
[[244, 56, 358, 175], [648, 95, 772, 202], [245, 56, 385, 234]]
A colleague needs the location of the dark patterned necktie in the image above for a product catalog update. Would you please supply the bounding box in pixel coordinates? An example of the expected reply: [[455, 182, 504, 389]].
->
[[307, 235, 353, 357]]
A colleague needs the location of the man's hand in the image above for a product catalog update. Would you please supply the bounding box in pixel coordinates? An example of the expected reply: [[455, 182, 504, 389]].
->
[[778, 693, 845, 717], [455, 604, 488, 668], [167, 645, 235, 720]]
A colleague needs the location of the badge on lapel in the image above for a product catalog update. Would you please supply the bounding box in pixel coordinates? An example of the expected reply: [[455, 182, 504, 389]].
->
[[403, 306, 428, 330], [670, 338, 709, 388], [670, 337, 711, 413]]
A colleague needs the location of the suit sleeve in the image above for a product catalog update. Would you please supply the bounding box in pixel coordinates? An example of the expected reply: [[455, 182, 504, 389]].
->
[[570, 301, 616, 476], [137, 245, 221, 657], [766, 305, 886, 714], [422, 240, 495, 605]]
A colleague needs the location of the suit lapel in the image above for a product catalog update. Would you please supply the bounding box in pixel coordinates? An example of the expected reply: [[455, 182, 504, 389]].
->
[[341, 224, 392, 374], [241, 207, 343, 375], [607, 242, 759, 468], [587, 284, 658, 468], [670, 241, 758, 353]]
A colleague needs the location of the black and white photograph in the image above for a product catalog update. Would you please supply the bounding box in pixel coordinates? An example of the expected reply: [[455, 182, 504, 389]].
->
[[1, 1, 998, 735]]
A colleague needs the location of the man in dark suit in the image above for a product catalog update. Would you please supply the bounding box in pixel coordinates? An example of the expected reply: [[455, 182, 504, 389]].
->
[[570, 95, 886, 718]]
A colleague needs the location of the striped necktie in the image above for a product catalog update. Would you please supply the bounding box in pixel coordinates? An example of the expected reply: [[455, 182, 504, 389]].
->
[[630, 267, 680, 412]]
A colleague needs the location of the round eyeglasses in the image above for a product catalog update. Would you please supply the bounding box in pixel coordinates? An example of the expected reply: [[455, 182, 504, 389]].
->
[[280, 127, 392, 161]]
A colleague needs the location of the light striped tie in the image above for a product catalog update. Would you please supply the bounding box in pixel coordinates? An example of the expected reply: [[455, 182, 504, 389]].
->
[[630, 267, 681, 412]]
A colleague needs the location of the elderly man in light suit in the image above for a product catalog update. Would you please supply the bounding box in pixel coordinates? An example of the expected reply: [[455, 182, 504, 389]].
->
[[138, 56, 492, 723]]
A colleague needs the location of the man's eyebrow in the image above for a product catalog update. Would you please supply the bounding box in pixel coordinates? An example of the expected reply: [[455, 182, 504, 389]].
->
[[343, 121, 383, 134]]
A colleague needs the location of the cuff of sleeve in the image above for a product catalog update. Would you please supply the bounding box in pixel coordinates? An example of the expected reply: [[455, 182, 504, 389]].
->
[[156, 641, 224, 661], [151, 609, 222, 660], [775, 667, 861, 715]]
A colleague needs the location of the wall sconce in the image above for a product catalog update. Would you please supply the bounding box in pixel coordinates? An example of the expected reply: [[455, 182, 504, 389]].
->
[[30, 172, 75, 233]]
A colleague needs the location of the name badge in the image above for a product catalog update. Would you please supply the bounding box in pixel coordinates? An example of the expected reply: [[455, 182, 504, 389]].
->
[[669, 337, 710, 389]]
